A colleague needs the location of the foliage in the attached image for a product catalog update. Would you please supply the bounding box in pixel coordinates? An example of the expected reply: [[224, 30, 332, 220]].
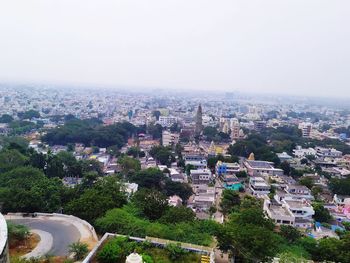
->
[[131, 189, 168, 220], [43, 119, 136, 148], [312, 202, 332, 223], [65, 176, 127, 222], [68, 241, 89, 260], [0, 114, 13, 123], [299, 177, 314, 189], [18, 110, 41, 120], [0, 166, 64, 213], [95, 208, 217, 246], [220, 189, 240, 215], [149, 146, 175, 166], [147, 123, 163, 139], [279, 225, 301, 243], [7, 222, 30, 245], [160, 206, 195, 224], [165, 243, 188, 261], [118, 155, 141, 175], [329, 177, 350, 195], [217, 207, 281, 262], [0, 149, 28, 173]]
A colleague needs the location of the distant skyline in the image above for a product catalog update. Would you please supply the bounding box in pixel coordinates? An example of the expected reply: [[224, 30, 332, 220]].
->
[[0, 0, 350, 98]]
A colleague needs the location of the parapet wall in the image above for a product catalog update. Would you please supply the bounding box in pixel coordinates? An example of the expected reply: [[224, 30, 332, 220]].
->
[[0, 213, 9, 263]]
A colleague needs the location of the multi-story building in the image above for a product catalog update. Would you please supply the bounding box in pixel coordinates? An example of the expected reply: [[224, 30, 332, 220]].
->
[[249, 176, 271, 196], [216, 161, 241, 176], [316, 147, 342, 158], [244, 160, 284, 177], [299, 122, 312, 138], [158, 116, 177, 127], [162, 130, 179, 146], [190, 169, 213, 185]]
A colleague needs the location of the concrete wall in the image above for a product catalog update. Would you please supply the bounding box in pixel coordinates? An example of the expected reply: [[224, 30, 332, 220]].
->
[[0, 213, 9, 263]]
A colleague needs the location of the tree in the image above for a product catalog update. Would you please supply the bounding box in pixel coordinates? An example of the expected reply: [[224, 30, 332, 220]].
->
[[129, 168, 164, 190], [0, 166, 63, 213], [0, 114, 13, 123], [152, 110, 161, 121], [329, 177, 350, 195], [279, 225, 301, 243], [118, 155, 141, 175], [160, 206, 195, 224], [217, 208, 281, 262], [313, 203, 332, 223], [280, 161, 291, 175], [69, 241, 89, 260], [299, 177, 314, 189], [163, 180, 193, 201], [147, 123, 162, 139], [65, 176, 127, 222], [131, 189, 168, 220], [0, 149, 28, 173], [220, 189, 241, 215]]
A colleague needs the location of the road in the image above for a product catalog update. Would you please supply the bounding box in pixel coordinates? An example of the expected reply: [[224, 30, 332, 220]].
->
[[9, 218, 81, 256]]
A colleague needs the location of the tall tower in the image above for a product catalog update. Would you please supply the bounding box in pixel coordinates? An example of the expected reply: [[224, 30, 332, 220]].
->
[[195, 104, 203, 135]]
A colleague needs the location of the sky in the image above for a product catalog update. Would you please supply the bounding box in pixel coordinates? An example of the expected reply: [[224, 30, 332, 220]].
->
[[0, 0, 349, 98]]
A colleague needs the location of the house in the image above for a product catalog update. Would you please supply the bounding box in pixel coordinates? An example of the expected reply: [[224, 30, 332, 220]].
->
[[316, 147, 342, 158], [285, 184, 314, 201], [216, 161, 241, 176], [168, 195, 183, 207], [249, 177, 270, 196], [169, 168, 186, 183], [244, 160, 283, 177], [264, 199, 295, 226], [191, 185, 216, 211], [190, 169, 213, 185]]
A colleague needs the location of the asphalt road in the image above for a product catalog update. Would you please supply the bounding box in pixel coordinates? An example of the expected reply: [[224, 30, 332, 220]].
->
[[9, 218, 81, 256]]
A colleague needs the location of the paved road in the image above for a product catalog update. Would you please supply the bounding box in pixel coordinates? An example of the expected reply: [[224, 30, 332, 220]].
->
[[9, 218, 81, 256]]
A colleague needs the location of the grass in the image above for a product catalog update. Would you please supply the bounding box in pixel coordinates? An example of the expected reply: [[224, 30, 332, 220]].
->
[[9, 233, 41, 257], [145, 247, 201, 263]]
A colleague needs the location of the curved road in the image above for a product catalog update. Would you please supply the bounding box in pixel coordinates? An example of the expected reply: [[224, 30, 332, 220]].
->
[[9, 218, 81, 256]]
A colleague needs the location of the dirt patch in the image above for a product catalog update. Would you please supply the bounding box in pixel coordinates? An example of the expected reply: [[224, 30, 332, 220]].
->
[[9, 233, 41, 257]]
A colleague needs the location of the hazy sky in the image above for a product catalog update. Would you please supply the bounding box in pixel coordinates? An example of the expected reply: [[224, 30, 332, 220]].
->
[[0, 0, 349, 97]]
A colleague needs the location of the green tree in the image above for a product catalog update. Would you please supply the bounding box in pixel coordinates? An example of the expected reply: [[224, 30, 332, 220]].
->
[[0, 114, 13, 123], [69, 241, 89, 260], [65, 176, 127, 222], [220, 189, 241, 215], [299, 177, 314, 189], [313, 203, 332, 223], [160, 206, 195, 224], [118, 155, 141, 175], [0, 149, 28, 173], [279, 225, 301, 243], [131, 189, 168, 220]]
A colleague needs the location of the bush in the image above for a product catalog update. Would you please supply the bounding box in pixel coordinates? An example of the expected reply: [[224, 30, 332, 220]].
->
[[8, 222, 30, 244], [68, 241, 89, 260]]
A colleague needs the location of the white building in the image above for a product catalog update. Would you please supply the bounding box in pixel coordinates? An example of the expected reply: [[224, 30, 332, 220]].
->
[[190, 169, 213, 185], [293, 146, 317, 158], [162, 130, 179, 146], [299, 122, 312, 138], [249, 177, 270, 196], [158, 116, 177, 127]]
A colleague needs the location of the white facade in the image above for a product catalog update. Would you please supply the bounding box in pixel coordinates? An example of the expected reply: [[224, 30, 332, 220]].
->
[[158, 116, 177, 127], [162, 130, 179, 146]]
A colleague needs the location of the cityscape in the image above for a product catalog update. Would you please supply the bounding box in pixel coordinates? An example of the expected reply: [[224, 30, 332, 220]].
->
[[1, 0, 350, 263], [0, 85, 350, 262]]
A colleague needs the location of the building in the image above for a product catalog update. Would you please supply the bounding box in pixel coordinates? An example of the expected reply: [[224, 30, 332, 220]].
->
[[299, 122, 312, 138], [168, 195, 183, 207], [277, 152, 293, 162], [169, 168, 186, 183], [293, 146, 317, 158], [0, 213, 9, 263], [316, 147, 342, 158], [158, 116, 177, 127], [162, 130, 179, 146], [230, 118, 241, 139], [190, 169, 213, 185], [191, 185, 216, 211], [264, 199, 295, 226], [244, 160, 284, 177], [249, 176, 271, 196], [216, 161, 241, 176], [195, 104, 203, 135], [254, 120, 266, 132]]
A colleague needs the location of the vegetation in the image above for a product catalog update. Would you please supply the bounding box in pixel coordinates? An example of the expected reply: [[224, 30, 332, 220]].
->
[[97, 236, 200, 263], [43, 119, 137, 148], [69, 241, 89, 260]]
